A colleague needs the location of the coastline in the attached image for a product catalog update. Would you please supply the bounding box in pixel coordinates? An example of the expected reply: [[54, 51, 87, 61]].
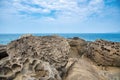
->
[[0, 33, 120, 45], [0, 35, 120, 80]]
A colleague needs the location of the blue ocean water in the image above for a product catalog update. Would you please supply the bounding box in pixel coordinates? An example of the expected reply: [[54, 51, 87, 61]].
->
[[0, 33, 120, 45]]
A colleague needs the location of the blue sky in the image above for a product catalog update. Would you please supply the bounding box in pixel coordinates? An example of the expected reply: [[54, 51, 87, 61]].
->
[[0, 0, 120, 33]]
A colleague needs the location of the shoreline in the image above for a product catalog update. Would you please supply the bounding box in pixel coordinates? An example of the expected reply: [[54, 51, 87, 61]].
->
[[0, 35, 120, 80], [0, 33, 120, 45]]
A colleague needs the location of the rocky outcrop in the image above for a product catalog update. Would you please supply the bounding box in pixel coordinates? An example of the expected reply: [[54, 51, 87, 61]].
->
[[85, 39, 120, 67], [7, 36, 70, 69], [0, 58, 61, 80], [0, 35, 120, 80], [63, 58, 107, 80], [0, 35, 70, 80], [67, 37, 87, 58], [63, 39, 120, 80], [63, 58, 120, 80]]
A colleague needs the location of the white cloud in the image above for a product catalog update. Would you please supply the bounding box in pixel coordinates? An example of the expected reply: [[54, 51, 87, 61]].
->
[[1, 0, 120, 33], [1, 0, 105, 21], [3, 0, 113, 21]]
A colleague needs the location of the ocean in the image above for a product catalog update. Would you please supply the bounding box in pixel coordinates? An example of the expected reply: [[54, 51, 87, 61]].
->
[[0, 33, 120, 45]]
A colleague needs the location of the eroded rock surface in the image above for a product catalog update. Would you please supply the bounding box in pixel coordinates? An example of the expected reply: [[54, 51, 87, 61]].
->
[[86, 40, 120, 67], [67, 37, 87, 58], [0, 58, 61, 80], [0, 35, 70, 80], [63, 58, 120, 80], [63, 58, 106, 80], [7, 36, 70, 69], [0, 35, 120, 80]]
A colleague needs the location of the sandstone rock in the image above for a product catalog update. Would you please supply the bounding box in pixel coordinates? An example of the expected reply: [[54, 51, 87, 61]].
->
[[0, 35, 70, 79], [7, 35, 70, 69], [67, 38, 87, 58], [63, 58, 120, 80], [85, 39, 120, 67], [0, 35, 120, 80], [0, 58, 61, 80], [63, 58, 107, 80]]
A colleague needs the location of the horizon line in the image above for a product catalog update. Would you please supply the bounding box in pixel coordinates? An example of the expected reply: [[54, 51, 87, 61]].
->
[[0, 32, 120, 34]]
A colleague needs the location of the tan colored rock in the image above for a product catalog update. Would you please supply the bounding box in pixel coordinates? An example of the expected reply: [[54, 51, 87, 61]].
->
[[0, 35, 70, 80], [63, 58, 120, 80], [0, 58, 61, 80], [85, 39, 120, 67], [67, 38, 87, 58], [7, 35, 70, 69], [0, 35, 120, 80], [63, 58, 107, 80]]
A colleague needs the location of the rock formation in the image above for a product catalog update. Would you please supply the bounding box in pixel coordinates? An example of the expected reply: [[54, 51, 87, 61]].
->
[[86, 39, 120, 67], [67, 37, 87, 58], [0, 35, 120, 80], [0, 35, 70, 80], [63, 58, 107, 80], [7, 36, 70, 69]]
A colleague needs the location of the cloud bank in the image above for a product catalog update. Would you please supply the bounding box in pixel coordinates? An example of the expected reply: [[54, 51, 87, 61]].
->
[[0, 0, 120, 33], [1, 0, 105, 20]]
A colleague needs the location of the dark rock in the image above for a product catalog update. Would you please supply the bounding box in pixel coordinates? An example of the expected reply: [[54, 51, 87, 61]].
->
[[72, 37, 80, 40], [0, 45, 8, 60]]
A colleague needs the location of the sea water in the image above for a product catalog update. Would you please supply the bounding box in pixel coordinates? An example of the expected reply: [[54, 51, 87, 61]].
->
[[0, 33, 120, 45]]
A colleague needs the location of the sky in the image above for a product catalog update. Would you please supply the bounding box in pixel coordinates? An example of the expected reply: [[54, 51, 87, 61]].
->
[[0, 0, 120, 33]]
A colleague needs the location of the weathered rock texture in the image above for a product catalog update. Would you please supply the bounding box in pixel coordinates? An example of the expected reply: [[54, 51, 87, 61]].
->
[[0, 58, 62, 80], [86, 39, 120, 67], [63, 58, 107, 80], [0, 35, 70, 80], [63, 58, 120, 80], [67, 37, 87, 58], [7, 36, 70, 69], [0, 35, 120, 80]]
